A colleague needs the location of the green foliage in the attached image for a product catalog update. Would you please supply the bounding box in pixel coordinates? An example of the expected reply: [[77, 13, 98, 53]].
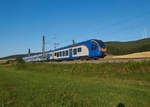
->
[[105, 38, 150, 55], [0, 61, 150, 106], [16, 57, 25, 64]]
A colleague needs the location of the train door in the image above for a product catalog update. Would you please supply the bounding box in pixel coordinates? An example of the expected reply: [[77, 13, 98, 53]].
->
[[69, 49, 72, 59], [91, 42, 99, 57]]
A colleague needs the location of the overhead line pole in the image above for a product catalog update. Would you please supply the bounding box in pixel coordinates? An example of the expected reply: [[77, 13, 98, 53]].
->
[[42, 35, 46, 60], [28, 48, 31, 57]]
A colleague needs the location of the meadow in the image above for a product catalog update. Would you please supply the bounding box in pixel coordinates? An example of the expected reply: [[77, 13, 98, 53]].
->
[[0, 61, 150, 107]]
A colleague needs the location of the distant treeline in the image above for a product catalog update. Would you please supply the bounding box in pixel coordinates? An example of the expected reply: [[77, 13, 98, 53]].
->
[[0, 53, 38, 60], [105, 38, 150, 55], [1, 38, 150, 60]]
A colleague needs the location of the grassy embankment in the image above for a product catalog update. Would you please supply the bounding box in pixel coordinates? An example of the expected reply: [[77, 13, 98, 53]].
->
[[0, 62, 150, 107]]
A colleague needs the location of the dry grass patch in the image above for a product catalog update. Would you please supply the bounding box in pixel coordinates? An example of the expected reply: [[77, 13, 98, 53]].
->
[[113, 51, 150, 59]]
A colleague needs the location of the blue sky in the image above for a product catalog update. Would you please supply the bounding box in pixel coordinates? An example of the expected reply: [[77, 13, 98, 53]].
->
[[0, 0, 150, 58]]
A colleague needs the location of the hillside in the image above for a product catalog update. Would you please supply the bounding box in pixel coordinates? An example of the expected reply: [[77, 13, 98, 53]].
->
[[0, 54, 26, 60], [105, 38, 150, 55], [0, 53, 38, 60]]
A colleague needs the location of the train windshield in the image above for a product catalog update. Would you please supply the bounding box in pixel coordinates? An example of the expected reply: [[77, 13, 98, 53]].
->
[[96, 40, 105, 47]]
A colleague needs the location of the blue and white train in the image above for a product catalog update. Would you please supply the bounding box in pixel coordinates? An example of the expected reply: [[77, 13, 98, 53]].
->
[[23, 39, 107, 62]]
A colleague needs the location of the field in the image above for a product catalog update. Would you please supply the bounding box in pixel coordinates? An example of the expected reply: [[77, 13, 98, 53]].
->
[[0, 62, 150, 107], [112, 51, 150, 59], [0, 60, 7, 64]]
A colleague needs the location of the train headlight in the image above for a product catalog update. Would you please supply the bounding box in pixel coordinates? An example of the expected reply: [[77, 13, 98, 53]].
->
[[101, 48, 107, 52]]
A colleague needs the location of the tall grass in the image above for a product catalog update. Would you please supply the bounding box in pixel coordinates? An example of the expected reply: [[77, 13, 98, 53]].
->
[[0, 61, 150, 106]]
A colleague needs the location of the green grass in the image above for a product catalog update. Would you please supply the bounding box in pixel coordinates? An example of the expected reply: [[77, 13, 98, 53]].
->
[[0, 61, 150, 107]]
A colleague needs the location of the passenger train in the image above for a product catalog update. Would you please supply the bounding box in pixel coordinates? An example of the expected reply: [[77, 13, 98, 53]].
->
[[23, 39, 107, 62]]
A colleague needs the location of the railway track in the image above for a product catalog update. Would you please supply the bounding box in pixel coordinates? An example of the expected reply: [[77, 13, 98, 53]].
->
[[48, 58, 150, 64]]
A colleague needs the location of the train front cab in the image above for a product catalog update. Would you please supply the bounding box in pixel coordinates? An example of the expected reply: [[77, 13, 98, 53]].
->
[[89, 40, 107, 58]]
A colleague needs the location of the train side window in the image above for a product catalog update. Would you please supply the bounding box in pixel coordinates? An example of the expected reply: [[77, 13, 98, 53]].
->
[[58, 52, 60, 57], [63, 51, 65, 56], [47, 54, 49, 57], [57, 52, 59, 57], [60, 52, 62, 57], [73, 49, 77, 55], [55, 53, 57, 56], [78, 48, 82, 52], [66, 50, 68, 56], [48, 54, 52, 57], [47, 54, 50, 57]]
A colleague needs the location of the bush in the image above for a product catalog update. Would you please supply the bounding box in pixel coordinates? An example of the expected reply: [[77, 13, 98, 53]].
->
[[16, 57, 25, 64]]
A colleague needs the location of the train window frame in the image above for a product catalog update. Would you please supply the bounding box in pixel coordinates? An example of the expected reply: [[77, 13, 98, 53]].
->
[[63, 51, 65, 56], [47, 54, 50, 58], [78, 48, 82, 52], [56, 52, 59, 57], [59, 52, 61, 57], [97, 40, 104, 47], [66, 50, 68, 56], [59, 51, 62, 57], [73, 48, 77, 55]]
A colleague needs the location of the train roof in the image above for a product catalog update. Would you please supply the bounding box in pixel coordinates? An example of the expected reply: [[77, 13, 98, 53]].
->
[[46, 39, 104, 52]]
